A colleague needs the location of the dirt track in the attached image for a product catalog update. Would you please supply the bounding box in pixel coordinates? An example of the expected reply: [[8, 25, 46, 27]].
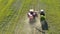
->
[[22, 13, 42, 34]]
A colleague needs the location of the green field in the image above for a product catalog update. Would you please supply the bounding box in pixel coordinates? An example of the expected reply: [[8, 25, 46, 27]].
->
[[0, 0, 60, 34], [42, 0, 60, 34], [0, 0, 32, 34]]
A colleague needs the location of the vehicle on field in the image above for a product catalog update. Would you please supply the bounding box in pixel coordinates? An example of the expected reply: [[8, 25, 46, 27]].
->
[[40, 9, 45, 16], [27, 9, 38, 22]]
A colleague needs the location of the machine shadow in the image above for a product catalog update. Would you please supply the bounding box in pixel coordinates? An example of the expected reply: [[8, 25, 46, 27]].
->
[[40, 17, 48, 30]]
